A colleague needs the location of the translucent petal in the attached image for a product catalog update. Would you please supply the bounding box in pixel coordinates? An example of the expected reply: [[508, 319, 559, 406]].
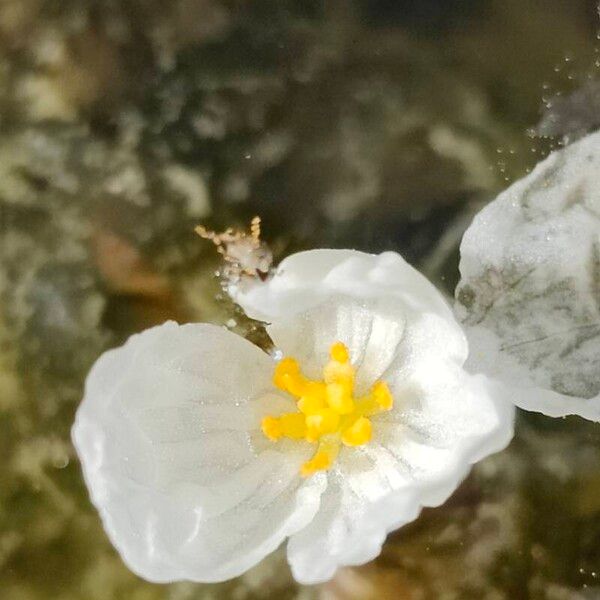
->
[[267, 295, 405, 392], [286, 372, 513, 584], [258, 250, 468, 383], [457, 130, 600, 420], [234, 250, 460, 337], [73, 321, 325, 583], [287, 479, 420, 584], [235, 251, 515, 583]]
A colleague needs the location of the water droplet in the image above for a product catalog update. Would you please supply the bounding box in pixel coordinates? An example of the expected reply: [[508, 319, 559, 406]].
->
[[53, 456, 70, 469]]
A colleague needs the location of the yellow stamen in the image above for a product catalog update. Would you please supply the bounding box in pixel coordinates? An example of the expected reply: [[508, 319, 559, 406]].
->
[[262, 341, 394, 476], [371, 381, 393, 410], [261, 416, 282, 441], [326, 381, 355, 414], [305, 408, 340, 441], [273, 358, 304, 395], [330, 342, 350, 363], [297, 394, 326, 415], [300, 438, 340, 477], [261, 413, 307, 441], [341, 416, 372, 446]]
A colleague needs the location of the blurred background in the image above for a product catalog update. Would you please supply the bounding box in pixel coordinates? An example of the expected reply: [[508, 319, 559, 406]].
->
[[2, 1, 600, 598]]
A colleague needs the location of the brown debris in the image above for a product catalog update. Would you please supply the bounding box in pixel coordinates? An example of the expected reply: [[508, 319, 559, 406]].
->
[[195, 216, 273, 284]]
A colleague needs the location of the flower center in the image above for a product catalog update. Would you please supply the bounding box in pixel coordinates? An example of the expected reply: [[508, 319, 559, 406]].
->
[[261, 342, 394, 477]]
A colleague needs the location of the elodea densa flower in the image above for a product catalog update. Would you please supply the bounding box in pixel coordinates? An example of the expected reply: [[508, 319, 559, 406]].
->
[[72, 249, 514, 585]]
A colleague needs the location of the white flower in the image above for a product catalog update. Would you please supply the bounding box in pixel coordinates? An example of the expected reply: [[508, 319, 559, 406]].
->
[[456, 130, 600, 420], [73, 249, 514, 585]]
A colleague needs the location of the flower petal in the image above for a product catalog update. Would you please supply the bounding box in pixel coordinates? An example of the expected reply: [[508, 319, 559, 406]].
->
[[73, 321, 325, 583], [286, 372, 513, 584], [234, 250, 458, 330], [456, 130, 600, 420], [267, 295, 406, 390], [254, 250, 468, 381], [287, 479, 421, 584], [232, 249, 513, 582]]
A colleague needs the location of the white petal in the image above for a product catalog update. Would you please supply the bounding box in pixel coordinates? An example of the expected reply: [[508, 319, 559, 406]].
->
[[72, 321, 326, 583], [232, 249, 513, 582], [267, 295, 406, 390], [456, 130, 600, 420], [286, 372, 513, 584], [234, 250, 458, 329], [258, 250, 468, 380], [287, 479, 421, 584]]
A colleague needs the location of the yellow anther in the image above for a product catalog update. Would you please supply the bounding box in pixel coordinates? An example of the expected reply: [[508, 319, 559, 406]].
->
[[305, 409, 340, 440], [371, 381, 393, 410], [322, 360, 354, 385], [261, 413, 306, 441], [297, 394, 326, 415], [300, 438, 340, 477], [355, 381, 394, 416], [274, 357, 300, 378], [330, 342, 349, 363], [341, 416, 372, 446], [273, 358, 304, 395], [263, 342, 394, 476], [261, 416, 283, 441], [300, 451, 332, 477], [326, 382, 354, 414]]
